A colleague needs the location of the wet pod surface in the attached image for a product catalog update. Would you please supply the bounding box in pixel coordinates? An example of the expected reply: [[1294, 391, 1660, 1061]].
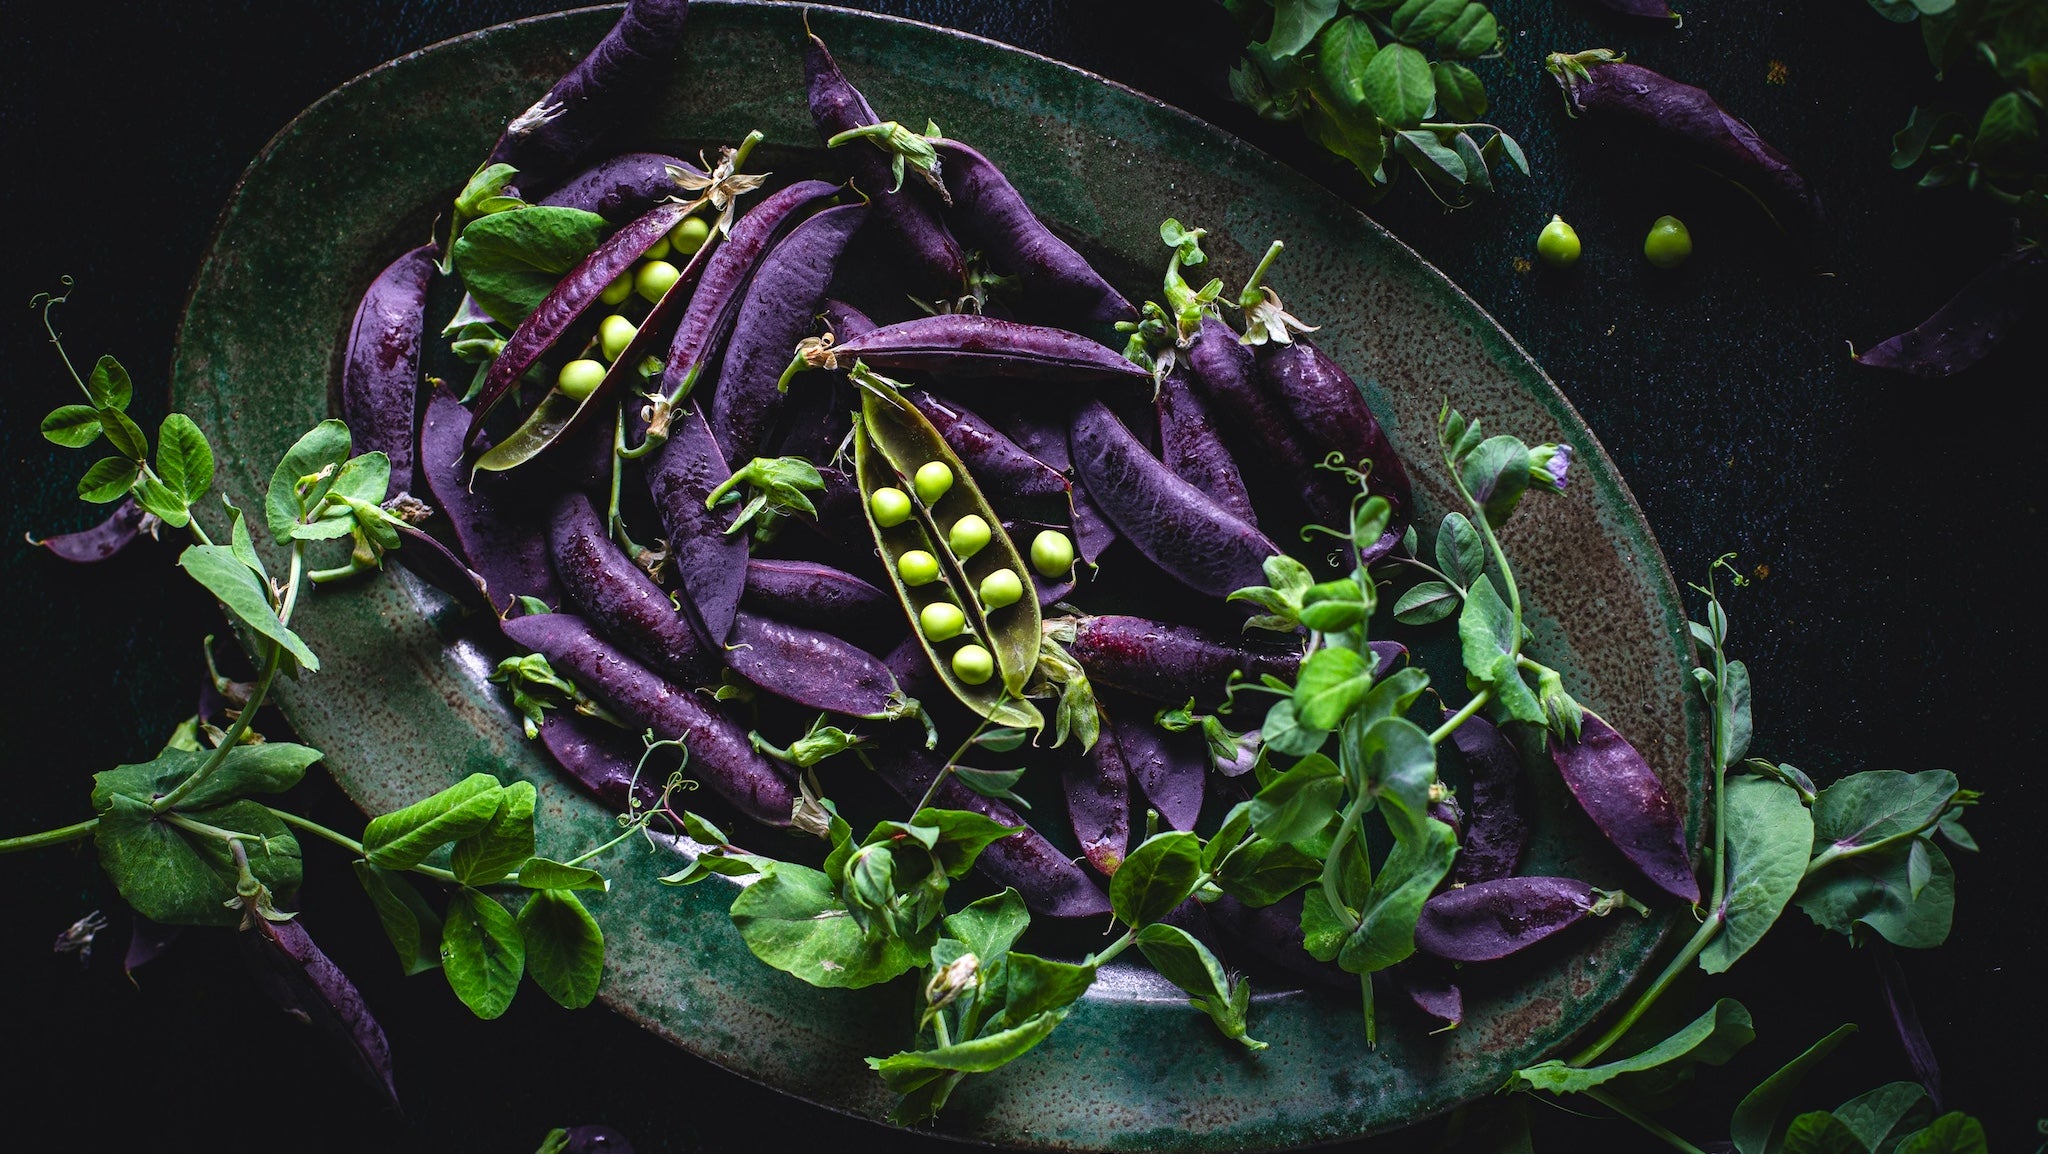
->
[[168, 4, 1710, 1149]]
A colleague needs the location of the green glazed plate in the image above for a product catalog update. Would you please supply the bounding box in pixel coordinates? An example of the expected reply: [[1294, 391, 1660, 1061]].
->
[[170, 4, 1709, 1149]]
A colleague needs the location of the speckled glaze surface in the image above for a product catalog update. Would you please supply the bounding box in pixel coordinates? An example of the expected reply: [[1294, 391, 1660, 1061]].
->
[[168, 4, 1709, 1149]]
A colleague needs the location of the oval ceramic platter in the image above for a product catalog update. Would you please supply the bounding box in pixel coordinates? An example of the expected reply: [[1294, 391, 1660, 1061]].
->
[[169, 4, 1709, 1149]]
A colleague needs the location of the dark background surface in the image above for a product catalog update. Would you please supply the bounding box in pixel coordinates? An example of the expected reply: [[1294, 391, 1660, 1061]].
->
[[2, 2, 2039, 1151]]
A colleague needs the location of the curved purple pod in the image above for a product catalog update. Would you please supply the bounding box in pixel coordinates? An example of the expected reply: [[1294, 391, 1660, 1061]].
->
[[1414, 876, 1629, 962], [1182, 318, 1346, 535], [342, 244, 435, 495], [500, 612, 793, 826], [806, 32, 966, 298], [1448, 713, 1529, 886], [419, 391, 561, 614], [1109, 698, 1206, 832], [823, 314, 1148, 382], [35, 497, 150, 564], [1059, 724, 1131, 877], [658, 179, 842, 404], [547, 490, 713, 681], [1390, 962, 1463, 1030], [904, 386, 1071, 507], [1069, 400, 1282, 599], [708, 202, 868, 464], [537, 710, 662, 813], [1550, 710, 1699, 903], [1255, 339, 1411, 562], [725, 610, 912, 721], [1855, 249, 2048, 378], [1067, 614, 1301, 708], [739, 558, 895, 641], [787, 464, 871, 551], [539, 151, 704, 221], [485, 0, 692, 196], [983, 399, 1116, 566], [1207, 892, 1349, 992], [391, 523, 493, 617], [934, 138, 1137, 327], [1155, 367, 1255, 526], [239, 914, 398, 1111], [645, 400, 748, 645]]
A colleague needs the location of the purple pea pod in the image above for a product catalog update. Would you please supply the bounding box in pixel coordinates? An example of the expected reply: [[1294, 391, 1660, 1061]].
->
[[784, 464, 872, 551], [1060, 723, 1132, 876], [537, 711, 662, 813], [806, 32, 966, 299], [342, 244, 435, 494], [1854, 249, 2048, 378], [1549, 710, 1700, 904], [419, 390, 562, 614], [816, 314, 1150, 382], [539, 151, 704, 221], [1184, 316, 1348, 536], [983, 399, 1117, 567], [1069, 400, 1284, 600], [1155, 367, 1256, 526], [484, 0, 692, 196], [123, 916, 184, 982], [1255, 339, 1411, 562], [645, 401, 748, 645], [1207, 892, 1349, 992], [502, 612, 794, 826], [820, 297, 879, 342], [1448, 714, 1529, 886], [33, 497, 152, 563], [547, 490, 713, 681], [1391, 962, 1464, 1030], [1067, 613, 1301, 709], [391, 522, 494, 617], [1109, 697, 1207, 832], [739, 558, 896, 649], [1414, 876, 1645, 963], [933, 138, 1138, 327], [725, 611, 917, 722], [560, 1126, 638, 1154], [239, 913, 398, 1111], [904, 386, 1071, 509], [709, 201, 867, 464]]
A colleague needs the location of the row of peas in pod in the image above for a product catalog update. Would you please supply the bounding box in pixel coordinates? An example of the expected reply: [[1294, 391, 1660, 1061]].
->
[[557, 214, 716, 400]]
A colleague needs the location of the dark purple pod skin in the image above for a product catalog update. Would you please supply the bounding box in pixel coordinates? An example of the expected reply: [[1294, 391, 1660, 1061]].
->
[[502, 612, 793, 826], [658, 180, 842, 402], [1448, 713, 1529, 886], [819, 297, 878, 342], [539, 151, 704, 221], [392, 523, 494, 617], [984, 400, 1117, 566], [1155, 367, 1256, 526], [561, 1126, 638, 1154], [1068, 614, 1301, 709], [342, 244, 435, 494], [786, 464, 871, 550], [827, 314, 1150, 382], [1184, 317, 1347, 536], [904, 386, 1071, 506], [124, 917, 183, 980], [419, 391, 562, 614], [1855, 249, 2048, 378], [1549, 710, 1700, 903], [645, 400, 748, 645], [1548, 52, 1825, 233], [725, 610, 908, 720], [1414, 876, 1616, 963], [934, 138, 1138, 327], [1583, 0, 1679, 18], [239, 914, 398, 1111], [547, 490, 713, 680], [1110, 700, 1206, 832], [806, 32, 967, 299], [1207, 892, 1350, 992], [1255, 340, 1411, 562], [709, 202, 868, 463], [740, 558, 895, 645], [1069, 400, 1284, 600], [36, 497, 150, 563], [538, 710, 663, 813], [485, 0, 691, 195], [1391, 962, 1464, 1030], [1060, 724, 1132, 876]]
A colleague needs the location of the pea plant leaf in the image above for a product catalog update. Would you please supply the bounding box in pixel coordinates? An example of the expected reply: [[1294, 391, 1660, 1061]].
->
[[442, 887, 525, 1019], [514, 856, 608, 892], [1109, 830, 1204, 927], [942, 888, 1030, 964], [361, 773, 505, 871], [516, 888, 605, 1009], [156, 413, 216, 504], [1293, 646, 1373, 731], [1728, 1023, 1859, 1154], [1512, 998, 1755, 1093], [450, 780, 538, 886], [1134, 923, 1266, 1050], [1248, 752, 1342, 845], [86, 354, 133, 411], [265, 419, 353, 545], [42, 404, 103, 448], [728, 860, 921, 989], [1795, 837, 1955, 948], [1700, 776, 1813, 974], [1336, 816, 1457, 975], [93, 794, 302, 928], [451, 205, 611, 327], [354, 860, 444, 976], [1360, 43, 1436, 129], [1457, 575, 1543, 724], [178, 545, 320, 672]]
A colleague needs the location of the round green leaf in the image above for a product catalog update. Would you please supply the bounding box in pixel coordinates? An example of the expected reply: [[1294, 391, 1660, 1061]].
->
[[517, 888, 605, 1009], [41, 404, 103, 448], [1361, 44, 1435, 129]]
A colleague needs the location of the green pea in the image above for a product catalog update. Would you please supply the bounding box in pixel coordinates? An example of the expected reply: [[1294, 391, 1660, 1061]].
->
[[1643, 215, 1692, 269], [898, 550, 940, 586], [635, 259, 681, 303], [948, 514, 992, 559], [1029, 530, 1074, 578], [643, 235, 672, 262], [913, 460, 954, 504], [557, 358, 608, 402], [869, 486, 913, 528], [670, 215, 711, 256], [600, 270, 634, 306], [952, 644, 995, 685], [599, 314, 637, 361], [919, 601, 966, 642], [1536, 215, 1581, 268], [979, 568, 1024, 610]]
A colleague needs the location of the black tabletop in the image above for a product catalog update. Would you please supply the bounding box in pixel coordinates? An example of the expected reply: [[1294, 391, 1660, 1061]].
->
[[3, 2, 2039, 1151]]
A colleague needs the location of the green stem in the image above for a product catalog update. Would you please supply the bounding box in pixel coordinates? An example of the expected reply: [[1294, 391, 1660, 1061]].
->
[[1087, 925, 1140, 968], [913, 711, 998, 815], [1237, 240, 1284, 307], [0, 817, 100, 855], [152, 641, 284, 814], [1430, 689, 1490, 746], [1319, 799, 1373, 930], [1567, 910, 1724, 1067], [266, 808, 465, 885], [1585, 1088, 1711, 1154], [559, 821, 643, 871]]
